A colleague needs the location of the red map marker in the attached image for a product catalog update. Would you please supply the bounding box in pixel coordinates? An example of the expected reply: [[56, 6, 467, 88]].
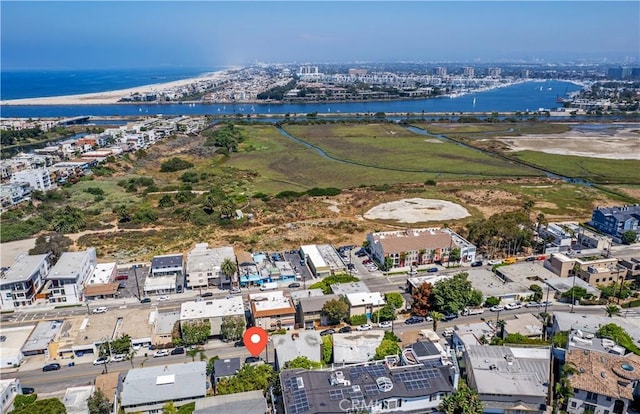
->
[[243, 326, 268, 357]]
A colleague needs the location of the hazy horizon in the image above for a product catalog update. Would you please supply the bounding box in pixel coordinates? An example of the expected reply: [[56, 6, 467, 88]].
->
[[1, 1, 638, 70]]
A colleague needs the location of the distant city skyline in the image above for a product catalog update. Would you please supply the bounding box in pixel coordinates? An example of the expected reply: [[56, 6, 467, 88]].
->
[[1, 1, 638, 70]]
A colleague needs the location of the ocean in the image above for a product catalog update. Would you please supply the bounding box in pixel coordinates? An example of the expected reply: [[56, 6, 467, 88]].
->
[[0, 67, 583, 118]]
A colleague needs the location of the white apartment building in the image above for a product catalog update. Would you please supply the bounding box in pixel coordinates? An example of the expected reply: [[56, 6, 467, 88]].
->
[[0, 254, 50, 310], [10, 168, 56, 192], [185, 243, 236, 289], [45, 248, 97, 304]]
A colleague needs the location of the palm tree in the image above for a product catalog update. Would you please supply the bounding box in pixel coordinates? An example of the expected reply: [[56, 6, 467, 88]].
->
[[496, 319, 506, 340], [52, 206, 86, 233], [221, 258, 238, 287], [604, 304, 621, 318], [186, 347, 200, 362], [429, 311, 443, 332]]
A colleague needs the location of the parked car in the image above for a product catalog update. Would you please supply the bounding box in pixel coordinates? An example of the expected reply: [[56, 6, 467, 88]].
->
[[176, 285, 183, 293], [490, 305, 504, 312], [110, 354, 127, 363], [539, 301, 553, 307], [115, 274, 128, 281], [140, 297, 151, 303], [42, 363, 61, 372], [319, 329, 335, 336], [407, 270, 418, 276], [234, 340, 245, 347], [525, 256, 535, 262], [505, 302, 522, 310], [93, 356, 109, 365], [245, 356, 261, 364], [525, 301, 541, 308], [200, 292, 213, 298], [378, 321, 393, 329], [487, 260, 502, 266], [405, 316, 424, 325], [338, 326, 352, 333], [443, 313, 459, 321], [158, 295, 170, 302], [153, 350, 170, 358], [443, 328, 455, 338], [229, 287, 241, 294], [288, 282, 301, 288], [21, 387, 35, 395], [427, 267, 438, 273], [171, 347, 185, 355], [470, 260, 483, 267], [357, 324, 373, 331], [92, 307, 108, 314]]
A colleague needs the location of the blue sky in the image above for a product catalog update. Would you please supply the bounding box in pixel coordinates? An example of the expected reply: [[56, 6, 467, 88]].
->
[[1, 1, 638, 69]]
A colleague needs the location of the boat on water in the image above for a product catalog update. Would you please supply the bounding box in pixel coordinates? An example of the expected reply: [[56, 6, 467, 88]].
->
[[472, 97, 476, 106]]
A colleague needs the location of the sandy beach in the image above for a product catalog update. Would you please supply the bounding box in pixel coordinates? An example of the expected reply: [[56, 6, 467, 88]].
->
[[0, 69, 233, 106]]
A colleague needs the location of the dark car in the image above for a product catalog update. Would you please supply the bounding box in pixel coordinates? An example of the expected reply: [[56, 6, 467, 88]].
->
[[288, 282, 301, 288], [171, 347, 185, 355], [427, 267, 438, 273], [200, 292, 213, 298], [443, 313, 459, 321], [405, 316, 424, 325], [176, 285, 183, 293], [338, 326, 352, 333], [470, 260, 483, 267], [21, 387, 35, 395], [118, 282, 127, 289], [319, 329, 335, 336], [234, 340, 245, 347], [245, 356, 261, 364], [140, 297, 151, 303], [42, 363, 61, 372], [525, 256, 535, 262]]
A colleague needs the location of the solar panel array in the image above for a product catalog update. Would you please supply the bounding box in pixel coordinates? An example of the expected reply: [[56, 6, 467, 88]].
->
[[284, 376, 310, 414], [395, 368, 440, 391], [364, 384, 380, 396], [349, 364, 386, 379], [329, 389, 344, 401]]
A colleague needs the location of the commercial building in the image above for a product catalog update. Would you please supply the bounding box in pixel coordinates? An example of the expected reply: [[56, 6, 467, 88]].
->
[[249, 291, 296, 331], [0, 325, 34, 367], [281, 361, 456, 414], [590, 204, 640, 242], [300, 245, 346, 277], [185, 243, 236, 289], [0, 253, 49, 310], [180, 296, 245, 337], [145, 253, 183, 294], [21, 320, 63, 356], [83, 262, 118, 300], [46, 248, 97, 305], [366, 228, 476, 270], [120, 362, 207, 413], [565, 349, 640, 414], [544, 253, 626, 287], [465, 345, 551, 413]]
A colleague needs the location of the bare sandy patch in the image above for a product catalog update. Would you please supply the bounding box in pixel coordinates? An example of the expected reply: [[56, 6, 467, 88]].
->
[[323, 199, 341, 213], [499, 125, 640, 160], [364, 198, 470, 223], [423, 139, 442, 143], [1, 238, 37, 267]]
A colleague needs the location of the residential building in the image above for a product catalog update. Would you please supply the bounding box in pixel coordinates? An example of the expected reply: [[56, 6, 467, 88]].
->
[[406, 274, 452, 295], [194, 390, 268, 414], [330, 281, 370, 296], [10, 167, 55, 192], [502, 313, 544, 339], [0, 182, 31, 212], [63, 385, 94, 414], [465, 345, 551, 414], [544, 253, 626, 287], [619, 257, 640, 278], [551, 313, 640, 345], [565, 349, 640, 414], [0, 253, 49, 310], [120, 362, 207, 413], [45, 248, 97, 304], [212, 357, 241, 384], [281, 360, 456, 414], [185, 243, 236, 289], [273, 331, 322, 370], [0, 378, 21, 414], [450, 322, 496, 352], [590, 204, 640, 242], [180, 296, 244, 337], [345, 292, 386, 319], [401, 339, 456, 369], [145, 253, 183, 294], [83, 262, 118, 300], [249, 291, 296, 331], [366, 228, 476, 270], [153, 310, 180, 346], [296, 294, 338, 329], [332, 331, 385, 364]]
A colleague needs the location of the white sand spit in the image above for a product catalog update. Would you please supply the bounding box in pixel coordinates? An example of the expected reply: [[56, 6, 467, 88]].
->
[[364, 198, 470, 223]]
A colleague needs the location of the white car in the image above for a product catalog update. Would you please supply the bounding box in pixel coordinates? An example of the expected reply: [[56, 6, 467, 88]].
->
[[110, 354, 127, 363], [92, 307, 108, 314], [487, 260, 502, 266], [158, 295, 170, 302], [378, 321, 393, 329], [93, 356, 109, 365], [357, 324, 373, 331], [153, 349, 170, 358], [490, 305, 504, 312], [505, 302, 522, 310]]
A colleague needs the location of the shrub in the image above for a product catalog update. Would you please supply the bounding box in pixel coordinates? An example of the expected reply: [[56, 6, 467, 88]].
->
[[160, 157, 194, 172], [349, 314, 367, 325]]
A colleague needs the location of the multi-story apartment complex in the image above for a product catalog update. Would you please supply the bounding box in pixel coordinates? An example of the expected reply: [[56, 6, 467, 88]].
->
[[0, 254, 50, 310], [45, 248, 97, 304], [590, 204, 640, 243], [10, 168, 55, 192], [185, 243, 236, 289], [145, 253, 183, 294]]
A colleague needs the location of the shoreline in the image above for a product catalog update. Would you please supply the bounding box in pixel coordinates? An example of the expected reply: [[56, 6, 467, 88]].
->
[[0, 69, 234, 106]]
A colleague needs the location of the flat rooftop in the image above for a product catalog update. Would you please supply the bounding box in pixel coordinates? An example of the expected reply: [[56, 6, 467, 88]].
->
[[86, 262, 116, 285], [180, 296, 244, 320], [466, 268, 533, 298], [48, 250, 93, 280], [330, 281, 370, 296], [66, 308, 154, 349], [3, 254, 48, 282], [333, 331, 385, 364], [22, 320, 62, 354], [0, 325, 35, 361]]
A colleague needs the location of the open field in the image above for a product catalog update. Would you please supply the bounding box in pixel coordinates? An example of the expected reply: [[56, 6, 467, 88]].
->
[[3, 121, 636, 262]]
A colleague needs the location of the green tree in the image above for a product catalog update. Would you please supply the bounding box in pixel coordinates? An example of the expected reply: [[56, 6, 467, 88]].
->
[[12, 395, 37, 411], [10, 397, 67, 414], [206, 355, 219, 375], [438, 381, 483, 414], [621, 230, 637, 245], [385, 292, 404, 310], [52, 206, 86, 233], [160, 157, 194, 172], [496, 319, 506, 340], [449, 247, 461, 264], [220, 315, 245, 342], [429, 311, 444, 332], [372, 304, 396, 323], [484, 296, 500, 307], [221, 257, 238, 286], [431, 272, 479, 314], [29, 232, 72, 265], [181, 320, 211, 345], [321, 298, 349, 325], [374, 337, 401, 360], [109, 334, 132, 354], [284, 356, 323, 370], [529, 285, 543, 302], [561, 286, 588, 302], [411, 282, 433, 317], [216, 363, 274, 395], [597, 323, 640, 355], [162, 401, 178, 414], [158, 194, 175, 208], [322, 335, 333, 365], [604, 305, 621, 318], [87, 389, 111, 414], [308, 274, 359, 294]]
